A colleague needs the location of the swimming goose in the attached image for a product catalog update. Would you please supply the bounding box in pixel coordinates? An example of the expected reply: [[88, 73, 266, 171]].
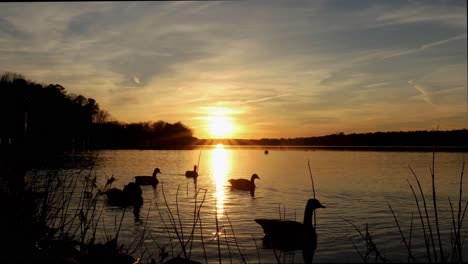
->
[[134, 168, 161, 186], [185, 165, 198, 178], [255, 198, 325, 262], [105, 182, 143, 207], [228, 174, 260, 191]]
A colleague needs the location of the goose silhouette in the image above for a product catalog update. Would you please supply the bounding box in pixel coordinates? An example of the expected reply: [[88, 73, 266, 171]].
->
[[185, 165, 198, 178], [228, 174, 260, 191], [104, 182, 143, 207], [255, 198, 325, 263], [134, 168, 161, 186], [228, 174, 260, 197]]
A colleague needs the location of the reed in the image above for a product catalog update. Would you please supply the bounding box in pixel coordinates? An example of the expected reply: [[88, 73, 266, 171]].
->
[[387, 202, 415, 262], [403, 158, 466, 262], [224, 210, 247, 263], [348, 151, 466, 263], [343, 218, 387, 263], [156, 182, 254, 264], [19, 157, 154, 263]]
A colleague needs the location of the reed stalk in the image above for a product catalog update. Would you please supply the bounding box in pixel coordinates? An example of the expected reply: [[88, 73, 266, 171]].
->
[[155, 196, 175, 258], [308, 160, 317, 228], [407, 177, 431, 262], [215, 194, 222, 264], [223, 225, 233, 264], [408, 212, 413, 263], [225, 210, 247, 263], [251, 234, 261, 264], [343, 217, 386, 263], [175, 185, 186, 249], [387, 202, 415, 262], [160, 183, 187, 259], [409, 165, 437, 261], [199, 212, 208, 264], [431, 147, 446, 262], [187, 188, 207, 259]]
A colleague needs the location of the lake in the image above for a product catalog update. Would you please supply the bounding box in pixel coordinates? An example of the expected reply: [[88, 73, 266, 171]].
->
[[26, 146, 467, 263]]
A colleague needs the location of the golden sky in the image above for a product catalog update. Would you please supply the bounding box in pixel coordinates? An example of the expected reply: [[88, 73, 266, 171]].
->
[[0, 1, 467, 139]]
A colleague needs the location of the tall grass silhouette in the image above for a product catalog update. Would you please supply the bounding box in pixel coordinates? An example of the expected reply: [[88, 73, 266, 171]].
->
[[345, 151, 466, 263]]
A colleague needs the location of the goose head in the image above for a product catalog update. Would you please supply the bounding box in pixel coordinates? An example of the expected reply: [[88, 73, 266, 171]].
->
[[153, 168, 161, 176], [307, 198, 326, 210], [304, 198, 325, 228], [251, 174, 260, 182]]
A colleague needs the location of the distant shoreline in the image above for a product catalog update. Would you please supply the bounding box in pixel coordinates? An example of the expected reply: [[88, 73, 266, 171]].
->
[[89, 145, 468, 152], [195, 145, 468, 152]]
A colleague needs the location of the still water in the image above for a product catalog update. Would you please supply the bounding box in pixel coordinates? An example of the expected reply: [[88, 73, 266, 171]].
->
[[28, 146, 467, 263]]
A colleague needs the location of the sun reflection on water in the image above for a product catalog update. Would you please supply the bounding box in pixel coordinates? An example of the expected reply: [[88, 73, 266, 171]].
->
[[211, 144, 230, 220]]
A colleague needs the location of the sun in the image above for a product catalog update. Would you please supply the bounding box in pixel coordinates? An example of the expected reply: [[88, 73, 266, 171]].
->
[[208, 116, 234, 138]]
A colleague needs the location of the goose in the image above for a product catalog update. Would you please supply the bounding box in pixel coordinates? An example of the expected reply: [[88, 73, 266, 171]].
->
[[255, 198, 325, 263], [134, 168, 161, 186], [185, 165, 198, 178], [104, 182, 143, 207], [228, 174, 260, 191]]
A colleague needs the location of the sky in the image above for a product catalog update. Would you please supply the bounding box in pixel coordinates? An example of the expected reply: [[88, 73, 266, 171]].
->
[[0, 1, 467, 139]]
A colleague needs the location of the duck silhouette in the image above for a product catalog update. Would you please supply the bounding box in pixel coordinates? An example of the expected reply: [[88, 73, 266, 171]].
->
[[228, 174, 260, 191], [255, 198, 325, 263], [104, 182, 143, 207], [134, 168, 161, 187], [185, 165, 198, 178], [228, 174, 260, 197]]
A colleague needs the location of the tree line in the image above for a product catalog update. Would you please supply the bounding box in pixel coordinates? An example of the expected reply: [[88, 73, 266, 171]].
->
[[198, 130, 468, 149], [0, 72, 196, 152]]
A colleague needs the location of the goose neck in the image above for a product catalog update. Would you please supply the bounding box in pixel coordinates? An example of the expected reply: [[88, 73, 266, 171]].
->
[[303, 206, 315, 229]]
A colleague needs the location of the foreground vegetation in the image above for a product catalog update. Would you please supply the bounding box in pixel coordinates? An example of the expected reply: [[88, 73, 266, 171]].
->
[[345, 154, 466, 263], [1, 163, 258, 264]]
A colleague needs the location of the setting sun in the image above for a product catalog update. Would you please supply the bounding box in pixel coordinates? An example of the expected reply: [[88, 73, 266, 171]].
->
[[208, 116, 234, 138], [201, 107, 239, 138]]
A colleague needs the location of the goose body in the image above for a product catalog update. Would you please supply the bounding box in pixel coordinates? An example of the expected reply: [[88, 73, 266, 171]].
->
[[105, 182, 143, 207], [228, 174, 259, 191], [255, 199, 325, 260], [185, 165, 198, 178], [134, 168, 161, 186]]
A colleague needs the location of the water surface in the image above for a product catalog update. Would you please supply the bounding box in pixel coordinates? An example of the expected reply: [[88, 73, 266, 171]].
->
[[27, 146, 467, 263]]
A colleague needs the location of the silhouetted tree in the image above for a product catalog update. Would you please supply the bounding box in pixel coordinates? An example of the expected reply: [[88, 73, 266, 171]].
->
[[0, 72, 111, 152]]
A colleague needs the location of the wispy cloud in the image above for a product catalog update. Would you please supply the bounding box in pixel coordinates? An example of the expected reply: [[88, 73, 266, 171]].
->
[[240, 94, 290, 104], [408, 80, 432, 105], [383, 34, 467, 59], [376, 3, 467, 29], [364, 82, 389, 88], [133, 76, 140, 85]]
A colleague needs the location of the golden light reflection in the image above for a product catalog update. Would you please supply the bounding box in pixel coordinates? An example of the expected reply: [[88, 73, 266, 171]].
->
[[211, 143, 229, 221]]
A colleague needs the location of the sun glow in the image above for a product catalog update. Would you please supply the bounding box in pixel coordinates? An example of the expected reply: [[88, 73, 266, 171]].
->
[[208, 116, 234, 138], [201, 106, 238, 139]]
